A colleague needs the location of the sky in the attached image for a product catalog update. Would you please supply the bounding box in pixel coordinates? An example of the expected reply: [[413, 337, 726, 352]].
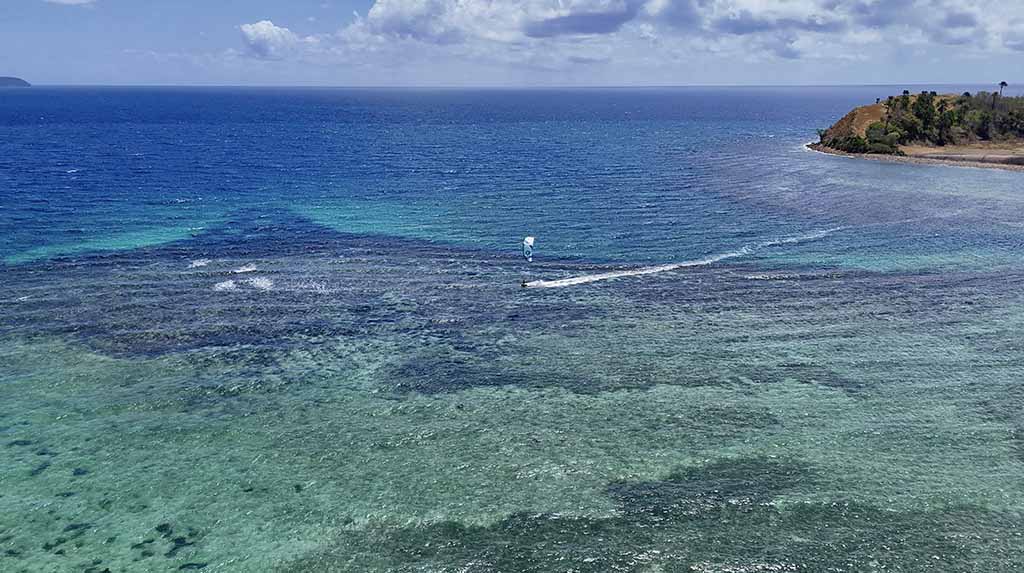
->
[[1, 0, 1022, 86]]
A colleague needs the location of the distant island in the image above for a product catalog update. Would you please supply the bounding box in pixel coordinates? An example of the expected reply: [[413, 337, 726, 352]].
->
[[0, 77, 31, 87], [811, 84, 1024, 171]]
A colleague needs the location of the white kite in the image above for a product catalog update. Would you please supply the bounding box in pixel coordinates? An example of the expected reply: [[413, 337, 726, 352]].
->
[[522, 236, 535, 262]]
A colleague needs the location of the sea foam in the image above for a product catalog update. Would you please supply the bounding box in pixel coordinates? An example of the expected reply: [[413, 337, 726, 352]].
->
[[248, 277, 274, 291]]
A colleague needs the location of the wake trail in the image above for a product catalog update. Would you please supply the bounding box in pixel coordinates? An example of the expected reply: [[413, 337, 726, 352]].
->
[[524, 227, 843, 289]]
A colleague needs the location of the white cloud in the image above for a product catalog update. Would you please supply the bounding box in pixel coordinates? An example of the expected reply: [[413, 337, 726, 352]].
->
[[340, 0, 1022, 53], [239, 20, 318, 60], [232, 0, 1024, 83]]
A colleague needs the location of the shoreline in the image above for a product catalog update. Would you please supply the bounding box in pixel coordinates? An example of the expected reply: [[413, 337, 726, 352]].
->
[[807, 142, 1024, 173]]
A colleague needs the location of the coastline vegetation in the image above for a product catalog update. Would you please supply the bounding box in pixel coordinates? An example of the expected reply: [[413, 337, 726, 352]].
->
[[820, 85, 1024, 155]]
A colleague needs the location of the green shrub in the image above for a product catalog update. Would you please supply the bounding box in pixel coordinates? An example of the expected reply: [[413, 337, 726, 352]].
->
[[827, 136, 868, 153], [866, 142, 898, 154], [865, 121, 887, 141]]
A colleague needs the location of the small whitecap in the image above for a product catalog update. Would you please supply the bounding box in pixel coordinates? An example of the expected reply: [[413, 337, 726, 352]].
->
[[298, 281, 330, 294], [189, 258, 211, 269], [233, 264, 258, 274], [213, 280, 237, 291], [66, 169, 80, 174], [248, 277, 273, 291]]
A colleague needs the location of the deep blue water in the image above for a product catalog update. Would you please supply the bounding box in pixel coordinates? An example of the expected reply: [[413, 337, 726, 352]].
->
[[2, 87, 1024, 572], [4, 85, 1021, 267]]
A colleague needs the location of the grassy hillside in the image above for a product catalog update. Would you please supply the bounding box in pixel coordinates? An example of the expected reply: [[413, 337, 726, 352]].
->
[[819, 89, 1024, 155]]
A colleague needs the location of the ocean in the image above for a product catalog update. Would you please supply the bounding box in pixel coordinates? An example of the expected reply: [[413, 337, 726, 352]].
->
[[2, 86, 1023, 572]]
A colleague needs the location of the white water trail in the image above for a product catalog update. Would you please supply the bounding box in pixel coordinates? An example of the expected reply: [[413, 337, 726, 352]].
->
[[525, 227, 843, 289]]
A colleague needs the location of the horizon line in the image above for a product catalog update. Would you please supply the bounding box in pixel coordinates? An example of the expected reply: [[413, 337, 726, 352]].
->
[[14, 81, 1018, 90]]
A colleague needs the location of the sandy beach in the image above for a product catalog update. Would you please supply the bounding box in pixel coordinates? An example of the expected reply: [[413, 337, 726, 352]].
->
[[808, 142, 1024, 172]]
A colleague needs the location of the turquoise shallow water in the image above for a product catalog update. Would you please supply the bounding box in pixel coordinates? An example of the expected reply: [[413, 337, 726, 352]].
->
[[2, 87, 1024, 572]]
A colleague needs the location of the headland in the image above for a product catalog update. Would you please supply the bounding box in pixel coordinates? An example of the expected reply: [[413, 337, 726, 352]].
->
[[810, 88, 1024, 172]]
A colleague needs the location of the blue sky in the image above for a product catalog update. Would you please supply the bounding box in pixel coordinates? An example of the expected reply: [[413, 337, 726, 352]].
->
[[1, 0, 1022, 86]]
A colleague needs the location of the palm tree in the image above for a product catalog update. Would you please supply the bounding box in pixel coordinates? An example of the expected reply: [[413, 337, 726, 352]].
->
[[999, 81, 1008, 96]]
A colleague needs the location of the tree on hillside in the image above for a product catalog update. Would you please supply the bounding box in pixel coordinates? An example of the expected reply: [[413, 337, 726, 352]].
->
[[936, 99, 955, 145], [913, 91, 936, 133], [1000, 81, 1008, 96], [899, 91, 911, 111]]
